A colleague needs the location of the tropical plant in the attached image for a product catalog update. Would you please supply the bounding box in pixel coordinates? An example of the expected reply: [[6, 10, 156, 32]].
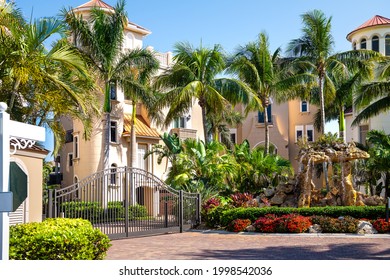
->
[[227, 32, 286, 155], [62, 0, 159, 169], [0, 2, 99, 154], [167, 139, 237, 198], [287, 9, 381, 135], [366, 130, 390, 221], [353, 57, 390, 126], [230, 140, 293, 193], [154, 41, 258, 144]]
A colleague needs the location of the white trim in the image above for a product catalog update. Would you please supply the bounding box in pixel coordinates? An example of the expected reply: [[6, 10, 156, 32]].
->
[[306, 124, 314, 142], [300, 100, 309, 113], [295, 125, 304, 142]]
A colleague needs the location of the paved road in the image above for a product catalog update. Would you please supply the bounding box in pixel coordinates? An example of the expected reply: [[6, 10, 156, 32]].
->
[[105, 230, 390, 260]]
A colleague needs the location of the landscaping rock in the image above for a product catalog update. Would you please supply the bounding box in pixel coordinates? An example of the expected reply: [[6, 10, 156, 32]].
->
[[309, 224, 322, 233], [245, 225, 256, 232], [264, 188, 275, 197], [277, 184, 294, 194], [269, 191, 287, 205], [357, 221, 378, 234], [364, 195, 385, 206]]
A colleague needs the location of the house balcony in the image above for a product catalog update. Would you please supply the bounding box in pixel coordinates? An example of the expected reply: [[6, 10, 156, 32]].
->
[[170, 128, 197, 141]]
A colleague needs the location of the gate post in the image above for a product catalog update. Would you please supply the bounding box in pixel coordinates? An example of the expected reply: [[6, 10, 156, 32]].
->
[[196, 193, 201, 226], [179, 190, 183, 233], [48, 189, 53, 218], [124, 170, 129, 237]]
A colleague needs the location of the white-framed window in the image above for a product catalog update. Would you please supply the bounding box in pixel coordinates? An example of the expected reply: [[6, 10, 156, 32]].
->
[[174, 116, 187, 128], [73, 135, 79, 159], [110, 121, 118, 143], [295, 125, 304, 142], [372, 35, 379, 52], [306, 125, 314, 142], [110, 163, 117, 185], [300, 100, 309, 113], [360, 38, 367, 49], [258, 104, 272, 123]]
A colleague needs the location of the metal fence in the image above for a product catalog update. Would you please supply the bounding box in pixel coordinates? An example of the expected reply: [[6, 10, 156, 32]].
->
[[45, 167, 201, 239]]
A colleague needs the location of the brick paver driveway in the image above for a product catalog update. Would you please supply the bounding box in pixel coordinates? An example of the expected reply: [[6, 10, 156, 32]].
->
[[105, 230, 390, 260]]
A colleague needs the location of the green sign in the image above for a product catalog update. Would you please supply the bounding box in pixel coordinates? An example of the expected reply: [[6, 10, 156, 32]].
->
[[9, 162, 28, 212]]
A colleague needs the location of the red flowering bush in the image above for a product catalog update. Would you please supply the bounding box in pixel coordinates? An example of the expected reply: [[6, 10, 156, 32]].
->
[[230, 193, 257, 208], [226, 219, 252, 232], [253, 214, 311, 233], [202, 197, 221, 213], [253, 214, 278, 233], [372, 219, 390, 233], [284, 214, 312, 233]]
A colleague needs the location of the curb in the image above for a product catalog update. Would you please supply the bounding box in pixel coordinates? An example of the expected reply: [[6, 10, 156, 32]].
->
[[188, 229, 390, 238]]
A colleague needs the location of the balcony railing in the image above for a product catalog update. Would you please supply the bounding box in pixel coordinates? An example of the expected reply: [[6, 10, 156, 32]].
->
[[170, 128, 197, 140]]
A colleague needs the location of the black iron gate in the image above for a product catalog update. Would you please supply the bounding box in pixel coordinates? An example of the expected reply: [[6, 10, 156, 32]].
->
[[46, 167, 201, 239]]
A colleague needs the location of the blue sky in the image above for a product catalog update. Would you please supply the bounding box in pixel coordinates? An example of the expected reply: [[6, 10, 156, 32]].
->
[[12, 0, 390, 153]]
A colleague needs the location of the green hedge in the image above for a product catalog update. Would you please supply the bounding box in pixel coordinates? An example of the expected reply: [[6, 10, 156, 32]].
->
[[60, 201, 149, 222], [9, 218, 111, 260], [219, 206, 385, 227]]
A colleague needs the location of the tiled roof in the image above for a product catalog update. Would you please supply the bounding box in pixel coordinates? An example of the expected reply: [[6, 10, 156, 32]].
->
[[347, 15, 390, 40], [123, 114, 160, 139], [77, 0, 113, 10]]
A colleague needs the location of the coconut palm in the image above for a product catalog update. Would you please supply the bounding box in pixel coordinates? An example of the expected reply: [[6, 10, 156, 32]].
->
[[353, 58, 390, 126], [227, 32, 285, 155], [62, 0, 158, 169], [313, 60, 374, 140], [287, 9, 381, 135], [154, 41, 257, 144], [366, 130, 390, 221], [0, 2, 99, 154]]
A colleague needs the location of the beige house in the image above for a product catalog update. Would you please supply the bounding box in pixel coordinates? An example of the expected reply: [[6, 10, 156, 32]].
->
[[235, 99, 319, 172], [345, 15, 390, 144], [9, 143, 49, 225], [59, 0, 205, 187]]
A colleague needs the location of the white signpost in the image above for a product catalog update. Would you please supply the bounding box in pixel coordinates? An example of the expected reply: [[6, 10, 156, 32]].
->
[[0, 102, 45, 260]]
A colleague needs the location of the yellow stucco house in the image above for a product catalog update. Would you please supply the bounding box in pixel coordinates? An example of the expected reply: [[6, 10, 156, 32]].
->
[[59, 0, 205, 190]]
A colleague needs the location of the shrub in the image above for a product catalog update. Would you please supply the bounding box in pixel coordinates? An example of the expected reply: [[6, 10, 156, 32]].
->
[[311, 216, 359, 233], [283, 214, 312, 233], [372, 219, 390, 233], [204, 205, 232, 228], [230, 193, 257, 208], [9, 218, 111, 260], [253, 214, 311, 233], [253, 214, 278, 233], [226, 219, 252, 232], [202, 197, 221, 213], [60, 201, 103, 222], [220, 206, 385, 227]]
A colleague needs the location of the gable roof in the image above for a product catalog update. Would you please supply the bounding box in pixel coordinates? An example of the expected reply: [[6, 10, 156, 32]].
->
[[347, 15, 390, 41]]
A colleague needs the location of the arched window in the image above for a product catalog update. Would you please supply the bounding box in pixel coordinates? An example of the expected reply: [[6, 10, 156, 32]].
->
[[353, 42, 356, 50], [360, 38, 367, 49], [386, 35, 390, 56], [110, 164, 117, 185], [372, 36, 379, 52]]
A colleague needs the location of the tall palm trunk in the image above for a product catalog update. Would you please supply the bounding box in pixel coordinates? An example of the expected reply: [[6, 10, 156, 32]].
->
[[8, 77, 21, 113], [264, 104, 270, 156], [199, 96, 208, 144], [339, 105, 345, 142], [319, 71, 329, 190], [103, 82, 111, 171]]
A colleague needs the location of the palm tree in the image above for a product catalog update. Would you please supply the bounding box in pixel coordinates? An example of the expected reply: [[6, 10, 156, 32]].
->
[[313, 60, 374, 140], [0, 2, 99, 154], [62, 0, 158, 170], [154, 41, 256, 144], [353, 58, 390, 126], [287, 9, 380, 135], [227, 32, 284, 155], [366, 130, 390, 221]]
